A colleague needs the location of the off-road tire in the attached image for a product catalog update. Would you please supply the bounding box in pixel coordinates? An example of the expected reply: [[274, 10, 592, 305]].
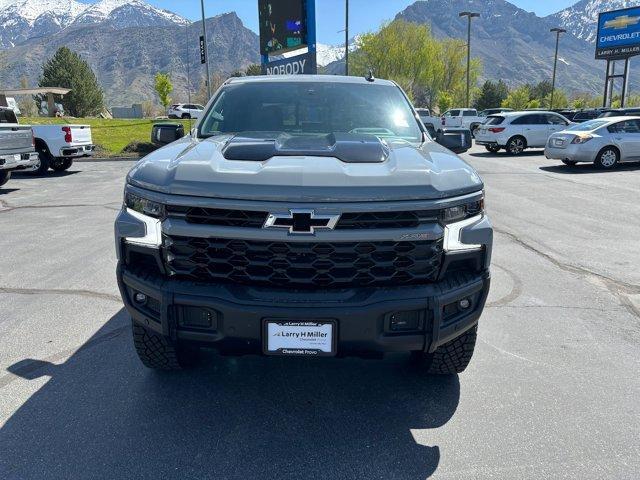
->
[[506, 136, 526, 155], [562, 159, 578, 166], [415, 326, 478, 375], [0, 170, 10, 187], [485, 145, 501, 153], [51, 158, 73, 172], [132, 324, 196, 370], [594, 146, 619, 170]]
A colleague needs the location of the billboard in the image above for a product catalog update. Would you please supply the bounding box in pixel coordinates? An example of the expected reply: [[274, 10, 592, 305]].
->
[[259, 0, 308, 56], [596, 6, 640, 59]]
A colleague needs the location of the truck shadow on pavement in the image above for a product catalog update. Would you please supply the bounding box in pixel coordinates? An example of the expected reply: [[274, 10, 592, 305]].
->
[[13, 170, 81, 179], [0, 309, 460, 480]]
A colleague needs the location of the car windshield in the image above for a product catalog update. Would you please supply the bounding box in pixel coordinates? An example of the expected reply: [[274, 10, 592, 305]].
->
[[567, 120, 610, 132], [199, 81, 423, 142]]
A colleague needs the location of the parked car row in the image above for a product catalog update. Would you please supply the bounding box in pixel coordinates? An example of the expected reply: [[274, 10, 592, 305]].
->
[[0, 106, 94, 187]]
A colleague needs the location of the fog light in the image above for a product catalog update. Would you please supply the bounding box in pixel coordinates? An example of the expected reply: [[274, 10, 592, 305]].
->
[[134, 292, 147, 304], [459, 298, 471, 310], [389, 310, 423, 332]]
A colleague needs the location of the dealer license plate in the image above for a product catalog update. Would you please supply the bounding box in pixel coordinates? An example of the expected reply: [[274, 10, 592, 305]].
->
[[263, 320, 336, 356]]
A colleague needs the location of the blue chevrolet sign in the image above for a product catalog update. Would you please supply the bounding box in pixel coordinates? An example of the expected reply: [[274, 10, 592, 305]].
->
[[596, 7, 640, 59]]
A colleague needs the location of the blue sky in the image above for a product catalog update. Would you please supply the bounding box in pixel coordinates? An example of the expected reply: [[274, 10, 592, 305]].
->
[[80, 0, 578, 45]]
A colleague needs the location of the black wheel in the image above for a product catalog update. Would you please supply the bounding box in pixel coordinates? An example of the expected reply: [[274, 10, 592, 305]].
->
[[0, 170, 10, 187], [594, 147, 619, 170], [562, 160, 578, 166], [182, 113, 191, 119], [132, 323, 198, 370], [32, 147, 52, 175], [485, 145, 501, 153], [51, 158, 73, 172], [506, 136, 526, 155], [413, 326, 478, 375]]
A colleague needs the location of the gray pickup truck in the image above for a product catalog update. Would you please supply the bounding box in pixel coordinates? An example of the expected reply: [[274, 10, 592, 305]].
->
[[0, 107, 39, 186], [115, 75, 492, 374]]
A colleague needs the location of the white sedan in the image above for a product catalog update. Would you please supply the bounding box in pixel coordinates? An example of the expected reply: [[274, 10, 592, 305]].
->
[[545, 116, 640, 169], [475, 111, 571, 155]]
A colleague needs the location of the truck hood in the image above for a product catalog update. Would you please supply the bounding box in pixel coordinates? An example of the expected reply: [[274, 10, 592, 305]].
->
[[127, 134, 483, 202]]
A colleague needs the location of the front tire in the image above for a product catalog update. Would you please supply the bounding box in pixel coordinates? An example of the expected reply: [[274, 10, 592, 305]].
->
[[132, 324, 197, 371], [485, 145, 501, 153], [0, 170, 10, 187], [506, 136, 526, 155], [51, 158, 73, 172], [413, 326, 478, 374], [594, 147, 619, 170]]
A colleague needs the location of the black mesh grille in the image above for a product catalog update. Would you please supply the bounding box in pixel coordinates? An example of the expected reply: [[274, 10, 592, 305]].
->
[[167, 206, 268, 228], [336, 211, 439, 229], [164, 236, 443, 288]]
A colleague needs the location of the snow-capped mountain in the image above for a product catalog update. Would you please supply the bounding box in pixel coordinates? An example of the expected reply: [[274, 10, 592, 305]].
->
[[549, 0, 637, 43], [0, 0, 189, 47]]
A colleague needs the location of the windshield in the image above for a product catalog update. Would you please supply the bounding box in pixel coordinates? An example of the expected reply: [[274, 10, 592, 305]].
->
[[199, 81, 423, 142], [567, 120, 609, 132]]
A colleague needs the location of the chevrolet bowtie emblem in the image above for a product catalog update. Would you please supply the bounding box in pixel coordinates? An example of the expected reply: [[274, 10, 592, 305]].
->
[[264, 209, 340, 235], [604, 15, 640, 30]]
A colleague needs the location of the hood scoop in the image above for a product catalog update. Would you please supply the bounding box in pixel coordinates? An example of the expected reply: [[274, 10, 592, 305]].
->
[[222, 132, 390, 163]]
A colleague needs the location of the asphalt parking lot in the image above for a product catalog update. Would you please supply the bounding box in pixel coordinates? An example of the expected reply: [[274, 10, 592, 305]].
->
[[1, 144, 639, 479]]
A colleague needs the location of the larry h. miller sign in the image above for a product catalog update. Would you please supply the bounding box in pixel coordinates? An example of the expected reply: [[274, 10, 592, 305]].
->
[[259, 0, 317, 75], [596, 6, 640, 59]]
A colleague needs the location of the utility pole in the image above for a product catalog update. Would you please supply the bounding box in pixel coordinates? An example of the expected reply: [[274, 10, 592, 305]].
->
[[200, 0, 211, 100], [345, 0, 349, 76], [459, 11, 479, 108], [550, 27, 566, 110]]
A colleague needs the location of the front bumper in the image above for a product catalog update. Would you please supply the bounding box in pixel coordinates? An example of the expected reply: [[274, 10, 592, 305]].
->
[[59, 145, 95, 158], [118, 264, 490, 356], [0, 152, 39, 171]]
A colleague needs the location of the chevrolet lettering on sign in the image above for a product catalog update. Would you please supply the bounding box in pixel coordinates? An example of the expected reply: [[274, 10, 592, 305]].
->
[[596, 7, 640, 59]]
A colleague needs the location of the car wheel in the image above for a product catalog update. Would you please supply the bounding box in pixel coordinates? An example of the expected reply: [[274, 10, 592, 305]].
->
[[132, 323, 198, 371], [562, 160, 578, 166], [32, 147, 52, 175], [182, 113, 191, 119], [506, 136, 526, 155], [0, 170, 10, 187], [51, 158, 73, 172], [485, 145, 501, 153], [412, 325, 478, 374], [594, 147, 619, 169]]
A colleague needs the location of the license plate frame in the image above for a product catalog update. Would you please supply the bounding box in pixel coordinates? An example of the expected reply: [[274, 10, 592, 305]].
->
[[262, 319, 337, 357]]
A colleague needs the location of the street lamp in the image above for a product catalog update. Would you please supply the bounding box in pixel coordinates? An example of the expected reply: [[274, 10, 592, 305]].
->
[[459, 11, 480, 108], [345, 0, 349, 76], [550, 28, 566, 110]]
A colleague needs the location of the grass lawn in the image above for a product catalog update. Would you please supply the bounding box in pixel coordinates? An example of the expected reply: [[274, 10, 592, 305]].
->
[[22, 117, 195, 157]]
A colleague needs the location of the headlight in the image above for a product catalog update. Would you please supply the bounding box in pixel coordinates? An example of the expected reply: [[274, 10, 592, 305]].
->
[[441, 198, 484, 225], [442, 197, 484, 252], [125, 191, 165, 219]]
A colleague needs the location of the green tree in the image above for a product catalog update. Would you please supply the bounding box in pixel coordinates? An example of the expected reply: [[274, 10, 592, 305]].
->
[[350, 20, 481, 109], [39, 46, 104, 117], [526, 99, 541, 109], [501, 85, 531, 110], [245, 64, 262, 76], [474, 80, 509, 111], [437, 91, 453, 113], [154, 73, 173, 109], [542, 89, 568, 109], [529, 80, 553, 102]]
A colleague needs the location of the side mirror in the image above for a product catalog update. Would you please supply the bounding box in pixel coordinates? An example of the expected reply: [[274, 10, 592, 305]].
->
[[436, 128, 472, 154], [151, 122, 185, 146]]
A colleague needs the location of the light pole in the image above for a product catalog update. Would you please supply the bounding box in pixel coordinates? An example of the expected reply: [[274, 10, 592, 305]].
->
[[200, 0, 211, 100], [345, 0, 349, 76], [459, 11, 479, 108], [550, 27, 566, 110]]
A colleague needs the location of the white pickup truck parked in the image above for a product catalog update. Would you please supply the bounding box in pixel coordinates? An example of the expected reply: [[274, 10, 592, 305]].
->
[[0, 107, 39, 186], [31, 124, 95, 174], [441, 108, 484, 137]]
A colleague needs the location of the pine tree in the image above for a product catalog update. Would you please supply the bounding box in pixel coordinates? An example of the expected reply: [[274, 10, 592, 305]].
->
[[39, 47, 104, 117]]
